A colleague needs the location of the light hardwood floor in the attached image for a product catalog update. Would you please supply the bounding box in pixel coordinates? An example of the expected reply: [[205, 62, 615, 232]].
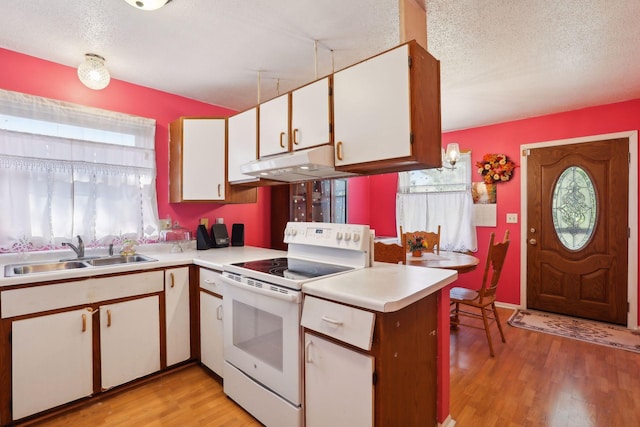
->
[[27, 308, 640, 427]]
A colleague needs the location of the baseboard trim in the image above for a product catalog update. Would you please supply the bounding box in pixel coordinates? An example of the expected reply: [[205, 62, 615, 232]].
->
[[438, 414, 457, 427]]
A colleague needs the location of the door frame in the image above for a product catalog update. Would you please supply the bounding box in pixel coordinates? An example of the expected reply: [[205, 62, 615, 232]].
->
[[520, 131, 638, 329]]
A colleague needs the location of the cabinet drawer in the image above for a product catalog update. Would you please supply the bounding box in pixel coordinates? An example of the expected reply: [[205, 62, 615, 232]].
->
[[301, 296, 375, 351], [199, 268, 223, 296], [1, 271, 164, 318]]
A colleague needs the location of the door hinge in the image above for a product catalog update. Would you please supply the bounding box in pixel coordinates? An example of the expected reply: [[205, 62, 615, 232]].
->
[[522, 149, 530, 157], [628, 301, 630, 313], [408, 56, 412, 68], [328, 85, 333, 97], [372, 371, 378, 385], [629, 228, 631, 239], [329, 122, 333, 134], [410, 133, 414, 144], [8, 331, 11, 344]]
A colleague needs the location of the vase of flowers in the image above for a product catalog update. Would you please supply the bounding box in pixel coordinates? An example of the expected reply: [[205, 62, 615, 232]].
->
[[408, 235, 429, 257], [476, 153, 517, 184]]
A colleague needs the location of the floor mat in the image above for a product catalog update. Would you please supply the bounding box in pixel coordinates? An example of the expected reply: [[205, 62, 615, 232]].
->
[[507, 309, 640, 354]]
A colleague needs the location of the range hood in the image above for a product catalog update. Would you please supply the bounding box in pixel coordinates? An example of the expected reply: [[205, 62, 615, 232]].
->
[[239, 145, 355, 182]]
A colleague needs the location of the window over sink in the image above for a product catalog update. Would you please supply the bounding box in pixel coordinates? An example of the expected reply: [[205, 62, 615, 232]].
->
[[0, 89, 160, 254]]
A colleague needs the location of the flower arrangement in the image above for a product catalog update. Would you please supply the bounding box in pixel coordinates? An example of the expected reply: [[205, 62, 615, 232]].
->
[[476, 153, 517, 184], [407, 235, 429, 252]]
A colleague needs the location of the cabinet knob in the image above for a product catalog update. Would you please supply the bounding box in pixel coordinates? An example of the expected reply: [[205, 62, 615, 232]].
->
[[279, 131, 286, 148], [170, 272, 175, 288], [293, 128, 300, 145], [82, 313, 87, 333], [336, 141, 344, 161], [107, 309, 112, 327], [217, 184, 222, 197]]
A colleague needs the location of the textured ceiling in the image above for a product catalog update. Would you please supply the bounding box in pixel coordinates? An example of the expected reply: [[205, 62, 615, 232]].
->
[[1, 0, 639, 131]]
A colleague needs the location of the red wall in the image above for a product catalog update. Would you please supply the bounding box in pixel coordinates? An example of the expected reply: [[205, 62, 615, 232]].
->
[[349, 99, 640, 321], [0, 48, 272, 247]]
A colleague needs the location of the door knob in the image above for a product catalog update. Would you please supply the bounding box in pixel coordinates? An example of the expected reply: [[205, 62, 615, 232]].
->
[[529, 238, 537, 245]]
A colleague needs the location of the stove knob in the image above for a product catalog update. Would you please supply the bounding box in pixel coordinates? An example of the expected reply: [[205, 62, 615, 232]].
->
[[336, 232, 343, 241], [344, 233, 351, 241], [352, 233, 360, 242], [291, 228, 297, 236]]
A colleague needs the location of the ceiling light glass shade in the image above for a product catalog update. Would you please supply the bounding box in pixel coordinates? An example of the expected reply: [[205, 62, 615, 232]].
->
[[124, 0, 171, 11], [77, 54, 110, 90]]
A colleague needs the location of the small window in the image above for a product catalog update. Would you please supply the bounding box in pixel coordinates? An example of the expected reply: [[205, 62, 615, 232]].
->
[[398, 152, 472, 193]]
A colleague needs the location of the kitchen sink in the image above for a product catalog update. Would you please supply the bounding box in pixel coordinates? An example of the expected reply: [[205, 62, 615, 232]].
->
[[85, 254, 157, 266], [4, 260, 90, 277], [4, 254, 157, 277]]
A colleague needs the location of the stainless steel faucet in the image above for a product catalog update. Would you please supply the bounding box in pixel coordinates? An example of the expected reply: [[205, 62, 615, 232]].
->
[[62, 235, 85, 259]]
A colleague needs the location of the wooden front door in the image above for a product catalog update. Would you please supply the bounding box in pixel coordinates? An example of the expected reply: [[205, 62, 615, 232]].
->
[[526, 138, 629, 325]]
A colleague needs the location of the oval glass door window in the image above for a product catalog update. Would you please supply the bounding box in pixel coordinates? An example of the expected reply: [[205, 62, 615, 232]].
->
[[551, 166, 597, 250]]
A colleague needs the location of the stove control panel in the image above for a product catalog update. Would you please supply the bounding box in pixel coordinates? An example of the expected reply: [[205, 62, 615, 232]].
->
[[284, 222, 371, 251]]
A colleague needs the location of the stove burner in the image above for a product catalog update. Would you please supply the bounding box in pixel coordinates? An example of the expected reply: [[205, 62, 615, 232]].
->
[[232, 257, 353, 280]]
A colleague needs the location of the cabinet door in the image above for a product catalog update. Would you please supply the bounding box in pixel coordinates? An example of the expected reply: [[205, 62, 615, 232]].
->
[[291, 77, 331, 151], [200, 291, 224, 376], [180, 118, 226, 201], [100, 296, 160, 389], [228, 108, 258, 183], [259, 94, 289, 158], [304, 333, 374, 427], [166, 267, 191, 366], [333, 44, 411, 167], [12, 308, 93, 419]]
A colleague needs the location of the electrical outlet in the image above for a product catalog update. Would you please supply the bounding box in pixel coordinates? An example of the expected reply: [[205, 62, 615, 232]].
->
[[506, 213, 518, 223]]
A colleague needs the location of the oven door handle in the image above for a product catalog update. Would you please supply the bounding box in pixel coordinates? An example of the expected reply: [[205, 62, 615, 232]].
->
[[220, 275, 300, 303]]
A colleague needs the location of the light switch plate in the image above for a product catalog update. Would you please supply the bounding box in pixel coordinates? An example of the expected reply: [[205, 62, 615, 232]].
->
[[506, 213, 518, 223]]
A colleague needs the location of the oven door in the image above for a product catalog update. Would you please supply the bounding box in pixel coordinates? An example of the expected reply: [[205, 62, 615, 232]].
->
[[221, 274, 302, 406]]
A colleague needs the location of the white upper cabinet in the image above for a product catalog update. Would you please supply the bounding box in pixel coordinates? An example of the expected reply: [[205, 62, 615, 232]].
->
[[228, 107, 258, 184], [334, 44, 411, 166], [333, 41, 442, 175], [259, 94, 290, 158], [291, 77, 331, 151], [170, 117, 256, 203], [170, 117, 226, 201]]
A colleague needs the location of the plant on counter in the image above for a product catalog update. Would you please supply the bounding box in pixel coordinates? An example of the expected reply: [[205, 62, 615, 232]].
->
[[476, 153, 517, 183], [407, 235, 429, 252]]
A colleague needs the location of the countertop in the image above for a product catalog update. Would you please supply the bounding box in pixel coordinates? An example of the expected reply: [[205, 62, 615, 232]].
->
[[0, 244, 285, 288], [302, 261, 457, 312], [0, 244, 457, 313]]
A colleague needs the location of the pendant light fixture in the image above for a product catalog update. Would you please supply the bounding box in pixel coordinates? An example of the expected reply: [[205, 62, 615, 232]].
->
[[77, 53, 111, 90], [123, 0, 172, 11]]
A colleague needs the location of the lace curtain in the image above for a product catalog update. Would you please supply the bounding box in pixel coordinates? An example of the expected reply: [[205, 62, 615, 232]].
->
[[396, 153, 477, 252], [0, 89, 159, 253]]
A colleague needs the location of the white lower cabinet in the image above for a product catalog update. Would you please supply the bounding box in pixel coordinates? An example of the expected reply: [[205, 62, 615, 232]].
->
[[12, 308, 94, 419], [304, 333, 374, 427], [200, 291, 224, 376], [100, 296, 161, 390], [165, 267, 191, 366]]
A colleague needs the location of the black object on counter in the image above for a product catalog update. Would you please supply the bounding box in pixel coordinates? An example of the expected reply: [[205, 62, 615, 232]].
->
[[231, 223, 245, 247], [210, 223, 230, 248], [196, 224, 213, 250]]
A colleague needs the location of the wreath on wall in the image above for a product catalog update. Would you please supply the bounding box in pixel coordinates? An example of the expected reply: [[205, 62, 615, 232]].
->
[[476, 153, 517, 184]]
